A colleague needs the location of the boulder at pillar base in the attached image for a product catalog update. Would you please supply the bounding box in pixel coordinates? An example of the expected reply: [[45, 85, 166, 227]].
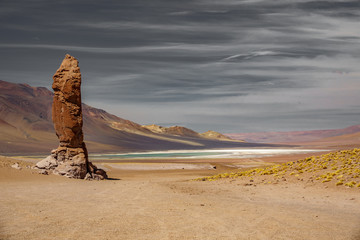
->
[[36, 147, 107, 179], [51, 147, 88, 179]]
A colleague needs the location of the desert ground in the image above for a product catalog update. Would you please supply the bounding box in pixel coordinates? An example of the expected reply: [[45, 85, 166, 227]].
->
[[1, 147, 360, 240]]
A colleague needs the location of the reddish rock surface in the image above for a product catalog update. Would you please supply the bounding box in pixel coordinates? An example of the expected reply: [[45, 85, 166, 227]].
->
[[36, 54, 107, 180], [52, 54, 83, 148]]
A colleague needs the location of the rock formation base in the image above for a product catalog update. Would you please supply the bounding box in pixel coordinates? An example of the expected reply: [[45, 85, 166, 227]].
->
[[36, 145, 107, 180]]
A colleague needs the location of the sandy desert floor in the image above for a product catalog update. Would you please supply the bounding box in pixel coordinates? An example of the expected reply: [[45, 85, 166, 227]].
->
[[1, 154, 360, 240]]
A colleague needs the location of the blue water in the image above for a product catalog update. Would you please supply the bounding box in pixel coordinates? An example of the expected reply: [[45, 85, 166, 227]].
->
[[91, 151, 223, 159], [90, 149, 323, 160]]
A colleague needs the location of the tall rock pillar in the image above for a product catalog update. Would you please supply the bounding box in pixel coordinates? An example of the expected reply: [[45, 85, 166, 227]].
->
[[36, 54, 107, 180], [52, 54, 84, 148]]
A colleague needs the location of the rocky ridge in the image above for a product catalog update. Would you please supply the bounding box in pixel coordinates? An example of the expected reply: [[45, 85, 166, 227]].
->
[[142, 124, 201, 138], [143, 124, 241, 141], [201, 130, 243, 141]]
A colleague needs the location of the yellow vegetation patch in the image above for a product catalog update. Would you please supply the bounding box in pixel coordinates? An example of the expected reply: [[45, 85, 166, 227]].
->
[[196, 148, 360, 188]]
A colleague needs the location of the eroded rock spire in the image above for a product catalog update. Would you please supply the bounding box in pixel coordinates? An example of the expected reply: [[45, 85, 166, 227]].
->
[[36, 54, 107, 180], [52, 54, 84, 148]]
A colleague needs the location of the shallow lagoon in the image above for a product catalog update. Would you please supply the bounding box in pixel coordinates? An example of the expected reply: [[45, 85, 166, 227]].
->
[[90, 148, 325, 160]]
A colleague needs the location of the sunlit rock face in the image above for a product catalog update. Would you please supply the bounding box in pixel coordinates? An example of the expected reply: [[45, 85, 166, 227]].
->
[[52, 54, 83, 148], [36, 54, 107, 180]]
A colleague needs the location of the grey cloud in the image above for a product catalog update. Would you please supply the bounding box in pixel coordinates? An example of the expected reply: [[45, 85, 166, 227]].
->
[[185, 106, 360, 132], [0, 0, 359, 132], [220, 48, 341, 62], [297, 1, 360, 11], [0, 43, 232, 56], [83, 66, 305, 104]]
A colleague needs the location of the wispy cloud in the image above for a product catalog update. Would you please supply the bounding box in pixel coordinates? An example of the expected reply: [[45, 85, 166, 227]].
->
[[0, 43, 231, 54], [1, 0, 360, 132], [221, 50, 283, 61], [167, 11, 193, 16]]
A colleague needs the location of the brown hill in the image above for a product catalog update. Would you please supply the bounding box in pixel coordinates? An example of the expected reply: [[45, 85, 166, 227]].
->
[[143, 124, 201, 138], [226, 125, 360, 144], [143, 125, 244, 142], [201, 130, 244, 142], [0, 80, 268, 155]]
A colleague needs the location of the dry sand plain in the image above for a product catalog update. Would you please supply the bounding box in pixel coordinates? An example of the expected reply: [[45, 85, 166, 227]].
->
[[1, 153, 360, 240]]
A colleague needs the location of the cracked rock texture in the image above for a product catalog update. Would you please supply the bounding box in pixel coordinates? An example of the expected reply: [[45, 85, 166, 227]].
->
[[52, 54, 83, 148]]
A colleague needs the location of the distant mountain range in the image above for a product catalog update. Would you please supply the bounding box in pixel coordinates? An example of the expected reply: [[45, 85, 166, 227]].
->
[[0, 80, 259, 155], [2, 80, 357, 155], [226, 125, 360, 144]]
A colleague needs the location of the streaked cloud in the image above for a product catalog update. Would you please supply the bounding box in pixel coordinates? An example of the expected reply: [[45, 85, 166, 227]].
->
[[0, 0, 359, 132]]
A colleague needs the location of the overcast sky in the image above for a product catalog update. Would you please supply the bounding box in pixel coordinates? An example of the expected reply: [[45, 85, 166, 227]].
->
[[1, 0, 359, 133]]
